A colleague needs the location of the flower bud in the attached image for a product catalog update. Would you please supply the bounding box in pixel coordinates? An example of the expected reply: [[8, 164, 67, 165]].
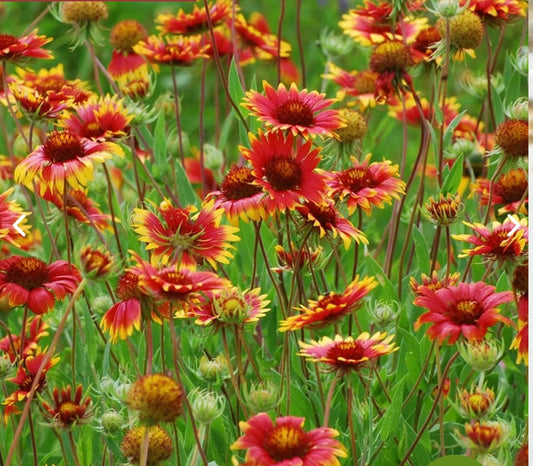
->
[[244, 380, 281, 413], [459, 339, 503, 372], [198, 354, 227, 382], [318, 28, 354, 59], [423, 193, 464, 225], [0, 355, 13, 379], [190, 389, 225, 424], [101, 409, 125, 434], [368, 300, 400, 327]]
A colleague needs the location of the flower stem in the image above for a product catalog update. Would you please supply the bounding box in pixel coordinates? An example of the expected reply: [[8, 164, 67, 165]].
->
[[323, 373, 340, 426], [399, 351, 459, 465]]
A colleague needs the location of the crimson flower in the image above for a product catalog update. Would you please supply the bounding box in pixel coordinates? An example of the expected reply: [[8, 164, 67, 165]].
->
[[327, 154, 405, 215], [414, 282, 513, 344], [240, 130, 326, 213], [0, 256, 81, 315], [0, 30, 53, 62], [243, 81, 343, 138], [299, 332, 397, 373], [280, 276, 377, 331], [231, 413, 347, 465]]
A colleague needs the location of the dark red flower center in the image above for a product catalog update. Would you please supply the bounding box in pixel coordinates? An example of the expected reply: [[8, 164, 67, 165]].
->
[[221, 165, 262, 200], [263, 425, 311, 461], [274, 99, 315, 127], [326, 340, 365, 367], [340, 166, 377, 192], [0, 34, 19, 51], [353, 71, 378, 94], [305, 202, 337, 227], [5, 257, 49, 290], [497, 170, 527, 203], [116, 272, 144, 300], [43, 131, 86, 162], [58, 401, 83, 424], [264, 156, 302, 191], [34, 76, 67, 94], [447, 300, 484, 324], [81, 122, 105, 139]]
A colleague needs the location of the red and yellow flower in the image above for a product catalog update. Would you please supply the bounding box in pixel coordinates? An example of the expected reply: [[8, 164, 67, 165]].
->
[[0, 316, 48, 362], [101, 272, 144, 342], [327, 154, 405, 215], [323, 63, 379, 108], [231, 412, 347, 465], [60, 94, 134, 140], [0, 255, 81, 315], [3, 349, 59, 419], [42, 384, 92, 428], [462, 0, 526, 23], [410, 271, 461, 296], [15, 130, 124, 195], [0, 30, 53, 62], [208, 164, 268, 225], [243, 81, 343, 139], [156, 0, 232, 35], [414, 282, 513, 344], [131, 199, 239, 268], [232, 13, 291, 62], [192, 287, 270, 327], [132, 254, 229, 307], [280, 276, 377, 331], [339, 0, 427, 46], [296, 199, 368, 248], [240, 130, 326, 213], [299, 332, 397, 373], [453, 218, 528, 262], [471, 168, 528, 215], [133, 34, 209, 66], [10, 64, 92, 106]]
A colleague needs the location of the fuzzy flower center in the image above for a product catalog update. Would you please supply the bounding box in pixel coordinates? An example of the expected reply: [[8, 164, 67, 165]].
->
[[353, 71, 378, 94], [116, 272, 143, 300], [370, 41, 412, 74], [34, 76, 66, 94], [263, 425, 311, 461], [498, 170, 527, 202], [448, 300, 483, 324], [274, 99, 315, 127], [5, 257, 49, 290], [306, 202, 337, 227], [221, 165, 262, 200], [58, 401, 82, 423], [43, 131, 86, 162], [110, 20, 147, 53], [340, 166, 376, 192], [264, 156, 302, 191], [326, 340, 365, 365]]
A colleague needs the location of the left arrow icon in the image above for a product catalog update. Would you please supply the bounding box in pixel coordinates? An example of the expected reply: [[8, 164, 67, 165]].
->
[[13, 214, 26, 236]]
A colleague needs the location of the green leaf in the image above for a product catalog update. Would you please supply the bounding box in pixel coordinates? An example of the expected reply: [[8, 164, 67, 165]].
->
[[412, 227, 431, 274], [363, 254, 398, 301], [175, 160, 199, 207], [443, 110, 467, 149], [228, 57, 246, 114], [378, 375, 407, 441], [440, 153, 464, 195]]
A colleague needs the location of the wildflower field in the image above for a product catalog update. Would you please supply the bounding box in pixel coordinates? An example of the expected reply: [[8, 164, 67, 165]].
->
[[0, 0, 528, 465]]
